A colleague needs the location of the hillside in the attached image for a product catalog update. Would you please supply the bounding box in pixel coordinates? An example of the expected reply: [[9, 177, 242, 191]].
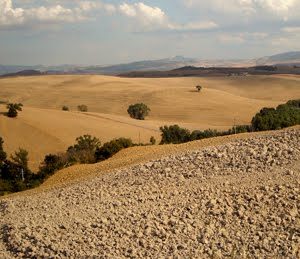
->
[[0, 74, 299, 170], [257, 51, 300, 65], [1, 127, 299, 258]]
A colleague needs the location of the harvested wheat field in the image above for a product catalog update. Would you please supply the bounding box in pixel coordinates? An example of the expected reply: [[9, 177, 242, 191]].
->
[[0, 74, 299, 170], [0, 127, 299, 258]]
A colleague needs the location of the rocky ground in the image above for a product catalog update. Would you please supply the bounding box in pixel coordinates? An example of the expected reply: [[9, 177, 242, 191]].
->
[[0, 128, 299, 258]]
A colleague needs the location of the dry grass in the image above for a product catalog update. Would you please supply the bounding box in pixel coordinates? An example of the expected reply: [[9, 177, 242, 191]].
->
[[0, 74, 299, 170]]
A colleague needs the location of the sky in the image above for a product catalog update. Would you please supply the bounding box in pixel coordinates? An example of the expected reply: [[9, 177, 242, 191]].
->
[[0, 0, 300, 65]]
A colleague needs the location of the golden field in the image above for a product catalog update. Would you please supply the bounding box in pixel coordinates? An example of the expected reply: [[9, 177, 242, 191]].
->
[[0, 74, 299, 170]]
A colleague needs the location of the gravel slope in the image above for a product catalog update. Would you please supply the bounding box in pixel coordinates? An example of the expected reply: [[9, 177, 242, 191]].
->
[[1, 128, 299, 258]]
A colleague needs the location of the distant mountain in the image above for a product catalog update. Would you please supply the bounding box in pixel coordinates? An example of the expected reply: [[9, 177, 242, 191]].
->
[[256, 51, 300, 65], [0, 51, 299, 76], [80, 56, 199, 75], [1, 70, 43, 77]]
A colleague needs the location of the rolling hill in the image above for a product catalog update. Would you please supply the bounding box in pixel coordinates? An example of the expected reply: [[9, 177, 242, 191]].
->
[[0, 74, 299, 170]]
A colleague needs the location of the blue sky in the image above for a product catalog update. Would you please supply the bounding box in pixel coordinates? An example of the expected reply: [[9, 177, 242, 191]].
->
[[1, 0, 300, 65]]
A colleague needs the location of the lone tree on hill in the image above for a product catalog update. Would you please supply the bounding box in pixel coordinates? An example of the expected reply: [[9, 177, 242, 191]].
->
[[77, 105, 88, 112], [127, 103, 150, 120], [6, 103, 23, 118], [196, 85, 202, 92]]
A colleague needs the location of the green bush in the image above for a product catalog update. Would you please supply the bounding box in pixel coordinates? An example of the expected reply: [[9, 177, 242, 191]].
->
[[39, 154, 67, 179], [190, 129, 220, 141], [160, 125, 191, 144], [11, 148, 29, 170], [286, 99, 300, 108], [6, 103, 23, 118], [95, 138, 133, 161], [0, 137, 7, 164], [251, 100, 300, 131], [78, 105, 88, 112], [127, 103, 150, 120], [62, 106, 69, 111], [226, 125, 253, 135], [67, 135, 101, 164], [150, 136, 156, 145]]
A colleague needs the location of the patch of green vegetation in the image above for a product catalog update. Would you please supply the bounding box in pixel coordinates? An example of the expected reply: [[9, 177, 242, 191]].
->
[[1, 99, 298, 196]]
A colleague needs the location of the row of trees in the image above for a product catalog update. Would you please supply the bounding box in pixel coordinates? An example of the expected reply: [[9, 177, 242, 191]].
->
[[0, 133, 157, 195], [1, 99, 298, 195], [159, 99, 300, 144]]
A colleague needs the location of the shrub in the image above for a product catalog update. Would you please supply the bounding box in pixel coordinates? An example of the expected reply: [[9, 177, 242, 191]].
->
[[127, 103, 150, 120], [226, 125, 253, 135], [190, 129, 220, 141], [10, 148, 29, 170], [150, 136, 156, 145], [286, 99, 300, 108], [78, 105, 88, 112], [39, 154, 67, 178], [196, 85, 202, 92], [0, 137, 7, 164], [67, 135, 101, 164], [160, 125, 191, 144], [95, 138, 133, 161], [6, 103, 23, 118], [251, 100, 300, 131], [62, 106, 69, 111]]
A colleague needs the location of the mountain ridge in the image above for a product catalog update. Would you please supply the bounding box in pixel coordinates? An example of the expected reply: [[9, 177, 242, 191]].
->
[[1, 51, 299, 76]]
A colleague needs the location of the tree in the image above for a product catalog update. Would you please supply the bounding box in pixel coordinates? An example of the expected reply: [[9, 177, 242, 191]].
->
[[95, 138, 133, 161], [6, 103, 23, 118], [127, 103, 150, 120], [0, 137, 7, 164], [77, 105, 88, 112], [150, 136, 156, 145], [251, 100, 300, 131], [67, 135, 101, 164], [62, 106, 69, 111], [11, 148, 29, 169], [196, 85, 202, 92], [39, 154, 66, 178], [159, 125, 191, 144]]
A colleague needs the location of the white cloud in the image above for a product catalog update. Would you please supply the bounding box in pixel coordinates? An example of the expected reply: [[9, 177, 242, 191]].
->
[[0, 0, 88, 28], [184, 0, 299, 18], [282, 26, 300, 33], [78, 1, 116, 14], [1, 1, 218, 32], [172, 21, 218, 30], [0, 0, 24, 26], [118, 2, 218, 31], [119, 3, 169, 28], [218, 32, 268, 43], [218, 34, 245, 44]]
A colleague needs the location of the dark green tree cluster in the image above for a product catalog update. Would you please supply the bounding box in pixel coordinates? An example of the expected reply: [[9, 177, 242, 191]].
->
[[160, 125, 191, 144], [160, 100, 299, 145], [6, 103, 23, 118], [0, 138, 38, 195], [95, 138, 133, 161], [67, 135, 101, 164], [127, 103, 150, 120], [251, 100, 300, 131]]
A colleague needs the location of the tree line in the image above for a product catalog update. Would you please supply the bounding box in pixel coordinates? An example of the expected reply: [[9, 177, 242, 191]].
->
[[0, 99, 299, 195]]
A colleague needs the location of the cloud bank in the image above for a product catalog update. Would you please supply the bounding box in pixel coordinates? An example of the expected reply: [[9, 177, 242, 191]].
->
[[0, 0, 218, 32]]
